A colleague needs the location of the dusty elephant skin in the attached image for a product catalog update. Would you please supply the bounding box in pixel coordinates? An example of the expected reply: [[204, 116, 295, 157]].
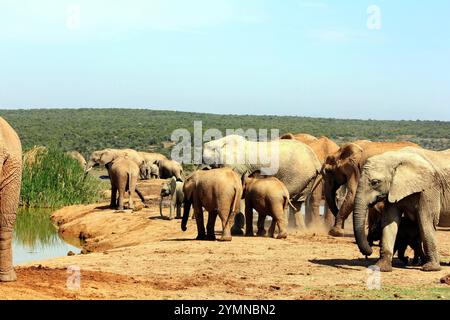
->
[[0, 117, 22, 282], [241, 172, 290, 239], [353, 147, 450, 272], [107, 158, 147, 211], [182, 168, 242, 241], [138, 152, 166, 180], [280, 133, 340, 228], [154, 159, 183, 181], [322, 140, 420, 236], [160, 177, 184, 220], [85, 148, 144, 173], [202, 135, 323, 232]]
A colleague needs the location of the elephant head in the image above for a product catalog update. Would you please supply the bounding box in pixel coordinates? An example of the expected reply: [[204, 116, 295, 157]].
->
[[85, 149, 118, 172], [353, 148, 433, 256], [161, 177, 177, 198], [323, 143, 364, 218], [202, 135, 247, 167]]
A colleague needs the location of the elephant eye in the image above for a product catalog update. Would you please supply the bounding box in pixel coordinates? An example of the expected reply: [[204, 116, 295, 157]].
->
[[370, 179, 381, 187]]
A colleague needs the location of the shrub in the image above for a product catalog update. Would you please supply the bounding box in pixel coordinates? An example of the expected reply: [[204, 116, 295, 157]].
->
[[21, 147, 105, 208]]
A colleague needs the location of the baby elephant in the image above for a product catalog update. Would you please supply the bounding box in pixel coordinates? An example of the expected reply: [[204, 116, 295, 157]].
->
[[242, 172, 291, 239], [160, 177, 184, 220], [108, 157, 147, 211], [368, 215, 425, 266]]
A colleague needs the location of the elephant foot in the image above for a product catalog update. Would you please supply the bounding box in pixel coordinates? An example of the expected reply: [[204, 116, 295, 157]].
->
[[256, 229, 267, 237], [0, 269, 17, 282], [245, 231, 254, 237], [196, 234, 207, 241], [231, 228, 244, 236], [376, 258, 393, 272], [329, 227, 345, 237], [175, 216, 183, 220], [117, 206, 124, 211], [206, 234, 216, 241], [277, 232, 288, 240], [399, 257, 409, 266], [219, 235, 232, 242], [421, 262, 441, 272]]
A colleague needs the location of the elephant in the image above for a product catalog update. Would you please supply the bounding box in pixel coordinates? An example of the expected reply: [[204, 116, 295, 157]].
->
[[66, 151, 87, 168], [322, 140, 420, 236], [138, 152, 167, 179], [368, 214, 425, 266], [85, 148, 144, 173], [353, 147, 450, 272], [202, 135, 322, 232], [241, 171, 291, 239], [181, 168, 243, 241], [160, 177, 184, 220], [281, 134, 340, 227], [155, 159, 184, 181], [0, 117, 22, 282], [107, 157, 147, 211]]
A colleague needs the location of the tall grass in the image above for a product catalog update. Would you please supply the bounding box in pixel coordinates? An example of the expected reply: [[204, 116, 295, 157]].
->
[[21, 147, 105, 208]]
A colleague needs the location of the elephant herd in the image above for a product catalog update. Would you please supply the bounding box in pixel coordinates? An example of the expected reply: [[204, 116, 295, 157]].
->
[[0, 114, 449, 283]]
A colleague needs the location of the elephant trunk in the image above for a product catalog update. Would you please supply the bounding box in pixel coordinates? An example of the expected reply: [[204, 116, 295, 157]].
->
[[353, 191, 373, 257], [324, 177, 339, 217], [85, 160, 96, 173], [181, 199, 191, 232]]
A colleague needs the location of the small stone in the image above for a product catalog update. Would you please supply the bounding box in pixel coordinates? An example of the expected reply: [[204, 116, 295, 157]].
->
[[67, 251, 75, 256], [394, 293, 401, 298], [80, 248, 91, 255], [440, 274, 450, 285], [270, 285, 281, 290]]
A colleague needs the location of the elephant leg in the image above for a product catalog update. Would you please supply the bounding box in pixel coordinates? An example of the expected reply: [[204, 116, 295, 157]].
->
[[206, 210, 217, 241], [288, 203, 306, 231], [117, 186, 125, 211], [376, 205, 401, 272], [176, 202, 182, 219], [128, 178, 136, 211], [168, 196, 174, 220], [306, 186, 322, 227], [276, 211, 288, 239], [256, 214, 267, 237], [268, 219, 276, 238], [110, 184, 117, 209], [323, 202, 335, 229], [231, 199, 245, 236], [244, 202, 254, 237], [220, 209, 235, 242], [396, 241, 409, 266], [329, 213, 346, 237], [0, 161, 21, 282], [417, 199, 441, 271], [194, 205, 206, 240]]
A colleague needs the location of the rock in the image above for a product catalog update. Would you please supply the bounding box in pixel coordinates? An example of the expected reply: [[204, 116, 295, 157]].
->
[[440, 274, 450, 285], [67, 251, 76, 256], [80, 248, 91, 255]]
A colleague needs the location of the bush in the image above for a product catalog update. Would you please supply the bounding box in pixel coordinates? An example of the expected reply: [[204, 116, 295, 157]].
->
[[21, 147, 105, 208]]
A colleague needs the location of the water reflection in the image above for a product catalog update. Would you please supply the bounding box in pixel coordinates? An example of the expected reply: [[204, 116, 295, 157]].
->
[[13, 208, 80, 264]]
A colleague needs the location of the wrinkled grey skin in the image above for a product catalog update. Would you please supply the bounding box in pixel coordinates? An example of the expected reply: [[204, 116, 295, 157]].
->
[[0, 117, 22, 282], [155, 159, 184, 181], [160, 177, 184, 220], [353, 147, 450, 272], [85, 149, 143, 173]]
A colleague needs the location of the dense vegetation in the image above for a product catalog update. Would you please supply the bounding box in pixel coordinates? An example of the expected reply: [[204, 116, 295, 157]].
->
[[21, 147, 105, 208], [1, 108, 449, 157]]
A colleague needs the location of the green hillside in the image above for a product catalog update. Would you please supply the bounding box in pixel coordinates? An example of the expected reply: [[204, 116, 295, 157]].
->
[[1, 108, 449, 157]]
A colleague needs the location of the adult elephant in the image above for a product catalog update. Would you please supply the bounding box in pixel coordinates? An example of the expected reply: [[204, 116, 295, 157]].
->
[[353, 147, 450, 272], [155, 159, 184, 181], [85, 148, 143, 173], [323, 140, 420, 236], [281, 134, 340, 227], [203, 135, 322, 230], [0, 117, 22, 282]]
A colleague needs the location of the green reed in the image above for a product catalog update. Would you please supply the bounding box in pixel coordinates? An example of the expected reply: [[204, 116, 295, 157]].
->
[[21, 148, 105, 208]]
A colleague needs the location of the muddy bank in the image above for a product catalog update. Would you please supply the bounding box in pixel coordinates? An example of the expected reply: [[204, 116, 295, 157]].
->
[[6, 179, 450, 300]]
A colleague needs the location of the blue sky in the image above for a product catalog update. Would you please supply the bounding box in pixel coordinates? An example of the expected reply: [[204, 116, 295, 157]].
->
[[1, 0, 449, 120]]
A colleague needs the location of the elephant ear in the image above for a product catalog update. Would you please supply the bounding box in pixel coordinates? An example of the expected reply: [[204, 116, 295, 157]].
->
[[99, 151, 115, 165], [170, 177, 177, 195], [388, 160, 431, 204]]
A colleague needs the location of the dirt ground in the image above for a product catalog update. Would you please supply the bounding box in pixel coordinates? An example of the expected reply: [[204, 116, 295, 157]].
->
[[2, 179, 450, 300]]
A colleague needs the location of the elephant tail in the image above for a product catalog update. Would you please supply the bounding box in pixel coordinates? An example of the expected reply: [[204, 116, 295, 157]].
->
[[285, 197, 297, 211]]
